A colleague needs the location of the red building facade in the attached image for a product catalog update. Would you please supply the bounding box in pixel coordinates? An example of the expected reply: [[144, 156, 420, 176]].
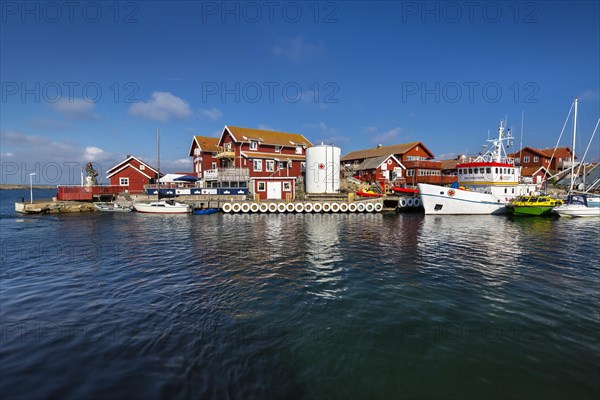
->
[[106, 156, 159, 194]]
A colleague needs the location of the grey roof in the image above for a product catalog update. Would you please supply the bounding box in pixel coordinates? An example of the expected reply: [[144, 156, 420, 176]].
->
[[356, 155, 390, 171]]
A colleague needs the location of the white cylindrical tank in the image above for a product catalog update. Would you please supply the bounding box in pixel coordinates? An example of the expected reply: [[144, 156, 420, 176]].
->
[[305, 144, 341, 194]]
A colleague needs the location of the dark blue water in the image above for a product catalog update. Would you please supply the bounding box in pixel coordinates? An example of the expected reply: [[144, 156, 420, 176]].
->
[[1, 189, 599, 399]]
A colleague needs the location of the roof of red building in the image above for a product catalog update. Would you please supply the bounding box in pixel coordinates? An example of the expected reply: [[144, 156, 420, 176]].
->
[[189, 136, 220, 156], [341, 141, 433, 161], [224, 126, 313, 148], [521, 166, 550, 177], [106, 156, 158, 178], [439, 158, 460, 170]]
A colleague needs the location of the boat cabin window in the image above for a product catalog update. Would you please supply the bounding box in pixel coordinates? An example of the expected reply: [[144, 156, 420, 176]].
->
[[469, 168, 473, 174], [504, 188, 507, 194], [486, 168, 491, 173], [495, 168, 498, 173]]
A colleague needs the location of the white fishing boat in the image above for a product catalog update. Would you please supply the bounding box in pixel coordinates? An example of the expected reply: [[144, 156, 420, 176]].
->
[[133, 128, 192, 215], [419, 121, 537, 215], [133, 200, 191, 214]]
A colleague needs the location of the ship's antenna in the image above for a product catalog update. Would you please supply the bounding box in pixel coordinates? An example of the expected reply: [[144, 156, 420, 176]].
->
[[519, 111, 524, 165]]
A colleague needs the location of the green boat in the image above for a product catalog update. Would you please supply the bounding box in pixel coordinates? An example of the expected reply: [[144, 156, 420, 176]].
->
[[507, 195, 564, 216]]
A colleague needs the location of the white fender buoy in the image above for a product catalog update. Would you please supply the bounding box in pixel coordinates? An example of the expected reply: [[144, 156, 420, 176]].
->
[[348, 203, 358, 212], [222, 203, 232, 213], [259, 203, 269, 213], [331, 203, 340, 213], [322, 202, 332, 212], [268, 203, 278, 213], [407, 198, 414, 207], [340, 203, 349, 212], [277, 203, 287, 213], [357, 202, 366, 212], [295, 202, 305, 213], [304, 202, 314, 212], [413, 198, 421, 207], [400, 198, 408, 208], [313, 202, 323, 212], [366, 202, 375, 212], [374, 202, 383, 212], [286, 203, 295, 212], [241, 203, 251, 213], [250, 203, 260, 213], [232, 203, 242, 213]]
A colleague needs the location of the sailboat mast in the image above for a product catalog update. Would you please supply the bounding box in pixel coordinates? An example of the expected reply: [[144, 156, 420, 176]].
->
[[569, 98, 578, 193], [157, 128, 161, 193]]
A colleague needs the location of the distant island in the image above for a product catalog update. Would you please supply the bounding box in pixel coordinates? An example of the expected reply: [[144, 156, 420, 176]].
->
[[0, 184, 57, 190]]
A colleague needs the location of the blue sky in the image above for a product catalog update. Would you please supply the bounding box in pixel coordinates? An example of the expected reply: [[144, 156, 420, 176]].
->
[[1, 0, 599, 184]]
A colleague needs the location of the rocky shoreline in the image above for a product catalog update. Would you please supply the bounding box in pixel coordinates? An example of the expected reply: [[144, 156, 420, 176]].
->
[[1, 184, 56, 190]]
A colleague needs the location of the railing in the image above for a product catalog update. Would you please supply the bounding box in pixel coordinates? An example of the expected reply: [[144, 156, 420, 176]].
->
[[402, 160, 443, 169], [558, 160, 578, 170], [204, 168, 250, 181], [215, 151, 235, 159], [57, 185, 122, 200]]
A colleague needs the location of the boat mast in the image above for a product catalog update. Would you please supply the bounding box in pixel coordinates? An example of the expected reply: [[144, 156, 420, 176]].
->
[[157, 128, 161, 197], [569, 98, 578, 193]]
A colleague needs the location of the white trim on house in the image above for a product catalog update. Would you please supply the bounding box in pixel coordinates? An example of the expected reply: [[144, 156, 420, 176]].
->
[[106, 156, 158, 175], [106, 163, 154, 179]]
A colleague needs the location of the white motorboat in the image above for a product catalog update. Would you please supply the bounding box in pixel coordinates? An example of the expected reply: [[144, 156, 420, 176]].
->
[[93, 202, 133, 212], [133, 200, 191, 214]]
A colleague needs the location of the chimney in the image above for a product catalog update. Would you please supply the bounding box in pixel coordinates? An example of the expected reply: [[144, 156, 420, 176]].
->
[[377, 144, 382, 148]]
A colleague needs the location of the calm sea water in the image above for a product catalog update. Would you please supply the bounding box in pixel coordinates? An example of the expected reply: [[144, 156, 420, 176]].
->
[[1, 189, 599, 399]]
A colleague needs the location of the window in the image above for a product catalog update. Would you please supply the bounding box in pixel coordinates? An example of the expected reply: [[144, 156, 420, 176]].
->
[[278, 161, 286, 169], [119, 177, 129, 186], [523, 156, 530, 163], [468, 168, 473, 174], [295, 145, 302, 154], [486, 167, 491, 173], [275, 146, 281, 153], [266, 160, 275, 172], [406, 169, 415, 177], [225, 142, 232, 151], [249, 141, 258, 150], [253, 159, 262, 171], [257, 182, 266, 191], [140, 165, 145, 170], [515, 157, 520, 164], [211, 162, 217, 170], [495, 168, 498, 173], [533, 156, 539, 163], [283, 182, 291, 191]]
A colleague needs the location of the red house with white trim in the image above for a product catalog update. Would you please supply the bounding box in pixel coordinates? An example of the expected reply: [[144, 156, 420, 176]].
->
[[189, 136, 220, 180], [354, 154, 405, 188], [190, 126, 313, 200], [106, 156, 159, 194]]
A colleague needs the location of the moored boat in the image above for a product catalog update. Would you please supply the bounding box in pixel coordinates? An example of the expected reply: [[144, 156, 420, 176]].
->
[[507, 195, 563, 216], [357, 190, 384, 197], [133, 200, 191, 214], [553, 194, 600, 217], [93, 202, 133, 212], [419, 121, 537, 215], [193, 208, 219, 215]]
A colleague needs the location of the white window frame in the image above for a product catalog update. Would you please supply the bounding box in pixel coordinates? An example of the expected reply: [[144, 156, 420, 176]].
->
[[275, 146, 281, 153], [139, 165, 145, 170], [295, 145, 302, 154], [278, 161, 285, 169], [253, 159, 262, 172], [283, 182, 291, 191], [533, 156, 539, 163], [119, 177, 129, 186], [211, 162, 217, 169], [249, 141, 258, 151], [524, 156, 530, 163], [265, 160, 275, 172], [257, 181, 266, 192]]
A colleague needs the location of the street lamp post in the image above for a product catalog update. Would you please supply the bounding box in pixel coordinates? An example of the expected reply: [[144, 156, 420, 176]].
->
[[29, 173, 36, 204]]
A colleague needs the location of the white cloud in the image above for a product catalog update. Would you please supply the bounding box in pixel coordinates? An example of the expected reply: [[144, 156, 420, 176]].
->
[[272, 36, 324, 62], [257, 124, 274, 131], [199, 107, 222, 121], [579, 89, 599, 101], [371, 127, 403, 145], [129, 92, 192, 121], [437, 152, 458, 160], [50, 98, 99, 120], [303, 122, 349, 145]]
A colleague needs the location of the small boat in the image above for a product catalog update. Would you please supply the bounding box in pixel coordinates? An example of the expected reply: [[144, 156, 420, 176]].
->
[[507, 195, 563, 216], [133, 200, 191, 214], [357, 190, 384, 197], [392, 186, 419, 195], [553, 194, 600, 217], [194, 208, 219, 215], [93, 202, 133, 212]]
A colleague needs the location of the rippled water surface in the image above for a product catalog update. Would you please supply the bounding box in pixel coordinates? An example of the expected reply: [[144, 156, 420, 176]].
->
[[1, 189, 599, 399]]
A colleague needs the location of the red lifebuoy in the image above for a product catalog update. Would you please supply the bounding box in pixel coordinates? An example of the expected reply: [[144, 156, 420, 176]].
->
[[448, 189, 456, 197]]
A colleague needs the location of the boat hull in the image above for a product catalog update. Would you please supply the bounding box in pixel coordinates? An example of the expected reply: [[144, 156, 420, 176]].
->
[[510, 206, 555, 216], [93, 203, 133, 212], [418, 183, 509, 215], [134, 201, 191, 214], [554, 205, 600, 218]]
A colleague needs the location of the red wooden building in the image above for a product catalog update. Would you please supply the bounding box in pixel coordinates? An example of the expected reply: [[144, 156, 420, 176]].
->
[[508, 146, 575, 172], [189, 125, 313, 200], [353, 154, 405, 188], [342, 142, 455, 186], [106, 155, 159, 194]]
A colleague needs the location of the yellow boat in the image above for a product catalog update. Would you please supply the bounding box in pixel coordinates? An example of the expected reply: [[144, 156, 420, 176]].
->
[[507, 195, 563, 216]]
